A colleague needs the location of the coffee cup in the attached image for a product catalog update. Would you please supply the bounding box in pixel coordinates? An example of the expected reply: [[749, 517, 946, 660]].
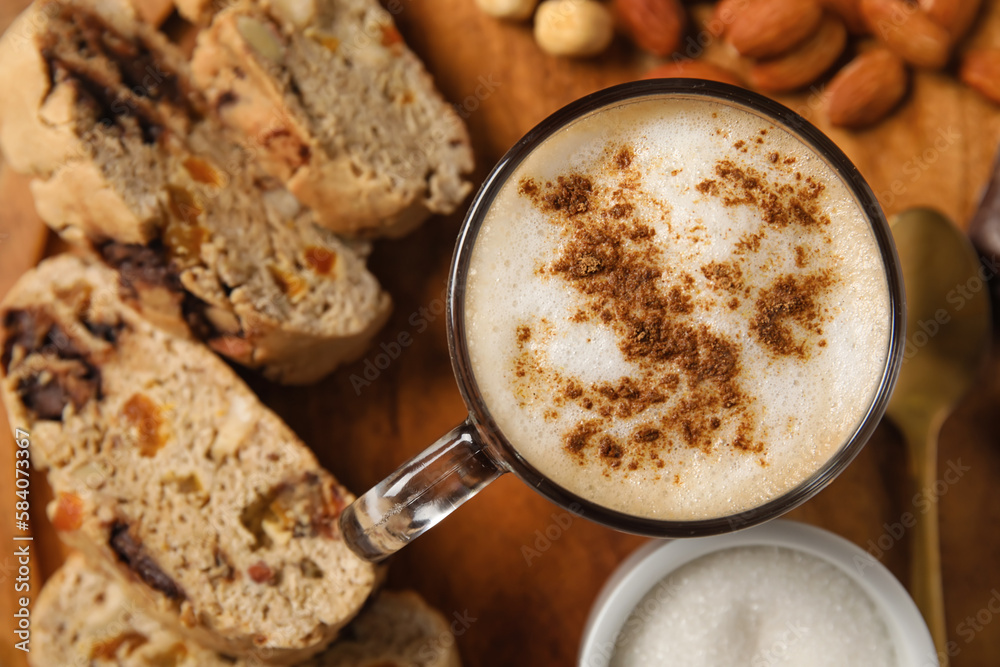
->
[[340, 80, 905, 562]]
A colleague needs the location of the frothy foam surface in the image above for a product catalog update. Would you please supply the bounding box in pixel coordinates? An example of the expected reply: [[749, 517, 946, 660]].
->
[[609, 546, 897, 666], [464, 95, 891, 520]]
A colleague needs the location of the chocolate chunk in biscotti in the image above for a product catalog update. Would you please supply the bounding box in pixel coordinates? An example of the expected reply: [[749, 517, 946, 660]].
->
[[0, 254, 378, 665], [109, 522, 186, 600]]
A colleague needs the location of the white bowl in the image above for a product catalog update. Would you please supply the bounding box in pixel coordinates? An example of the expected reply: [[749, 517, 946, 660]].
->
[[579, 520, 938, 667]]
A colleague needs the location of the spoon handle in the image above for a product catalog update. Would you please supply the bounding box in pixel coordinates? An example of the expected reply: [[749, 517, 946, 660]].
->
[[907, 421, 949, 667]]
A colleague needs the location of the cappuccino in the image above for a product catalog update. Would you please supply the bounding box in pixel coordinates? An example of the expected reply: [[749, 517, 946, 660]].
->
[[463, 95, 891, 521]]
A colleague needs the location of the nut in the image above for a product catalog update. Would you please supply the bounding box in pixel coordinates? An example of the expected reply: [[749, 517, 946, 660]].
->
[[476, 0, 539, 21], [727, 0, 824, 59], [826, 47, 908, 127], [614, 0, 685, 57], [749, 12, 847, 92], [860, 0, 951, 69], [819, 0, 868, 35], [268, 0, 316, 30], [642, 60, 744, 86], [960, 49, 1000, 105], [707, 0, 748, 37], [236, 15, 285, 64], [534, 0, 614, 58], [919, 0, 980, 42]]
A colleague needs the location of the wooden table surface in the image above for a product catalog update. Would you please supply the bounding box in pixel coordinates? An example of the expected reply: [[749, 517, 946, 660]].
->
[[3, 1, 1000, 666]]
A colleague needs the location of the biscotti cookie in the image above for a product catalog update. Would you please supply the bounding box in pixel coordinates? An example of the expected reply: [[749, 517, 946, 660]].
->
[[32, 554, 459, 667], [31, 553, 240, 667], [308, 589, 461, 667], [190, 0, 474, 237], [0, 0, 391, 383], [1, 254, 377, 665]]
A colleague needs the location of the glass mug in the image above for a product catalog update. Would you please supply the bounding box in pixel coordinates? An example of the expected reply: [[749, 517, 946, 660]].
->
[[340, 80, 905, 562]]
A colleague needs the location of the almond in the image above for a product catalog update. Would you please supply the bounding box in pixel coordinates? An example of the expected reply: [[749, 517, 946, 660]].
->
[[642, 60, 744, 86], [749, 13, 847, 92], [860, 0, 951, 69], [707, 0, 749, 37], [960, 49, 1000, 105], [826, 47, 908, 127], [819, 0, 868, 35], [727, 0, 824, 59], [615, 0, 686, 57], [919, 0, 980, 42]]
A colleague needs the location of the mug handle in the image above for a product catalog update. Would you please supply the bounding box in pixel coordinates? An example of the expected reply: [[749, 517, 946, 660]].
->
[[340, 419, 505, 562]]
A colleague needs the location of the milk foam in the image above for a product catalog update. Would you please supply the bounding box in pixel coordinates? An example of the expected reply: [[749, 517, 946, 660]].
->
[[610, 546, 897, 666], [463, 95, 891, 521]]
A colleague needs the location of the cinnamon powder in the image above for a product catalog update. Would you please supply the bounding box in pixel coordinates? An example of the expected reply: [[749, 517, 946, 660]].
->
[[510, 136, 836, 474]]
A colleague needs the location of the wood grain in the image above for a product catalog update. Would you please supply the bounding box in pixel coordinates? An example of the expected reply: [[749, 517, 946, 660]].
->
[[3, 0, 1000, 665]]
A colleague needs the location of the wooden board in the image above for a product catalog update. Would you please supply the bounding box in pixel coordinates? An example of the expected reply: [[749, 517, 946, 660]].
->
[[2, 1, 1000, 665]]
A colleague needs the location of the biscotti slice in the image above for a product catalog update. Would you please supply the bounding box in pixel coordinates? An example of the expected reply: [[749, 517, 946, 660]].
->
[[0, 0, 392, 383], [32, 554, 459, 667], [191, 0, 474, 237], [304, 589, 461, 667], [0, 0, 198, 243], [31, 553, 240, 667], [1, 254, 377, 665]]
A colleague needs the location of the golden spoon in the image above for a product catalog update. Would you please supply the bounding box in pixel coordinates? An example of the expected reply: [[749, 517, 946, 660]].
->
[[887, 208, 991, 667]]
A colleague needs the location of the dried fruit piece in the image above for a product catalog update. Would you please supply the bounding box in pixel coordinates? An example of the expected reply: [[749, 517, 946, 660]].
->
[[268, 264, 308, 301], [52, 492, 85, 531], [960, 49, 1000, 105], [120, 393, 166, 458], [165, 185, 202, 225], [642, 60, 744, 86], [535, 0, 615, 57], [749, 13, 847, 92], [727, 0, 824, 59], [304, 246, 337, 275], [615, 0, 685, 57], [860, 0, 951, 69], [90, 632, 149, 660], [248, 561, 275, 584], [181, 157, 222, 187], [307, 30, 340, 53], [920, 0, 980, 42], [826, 47, 908, 127]]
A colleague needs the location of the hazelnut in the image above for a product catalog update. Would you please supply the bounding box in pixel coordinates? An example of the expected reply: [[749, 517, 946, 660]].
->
[[534, 0, 614, 58], [475, 0, 539, 21]]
